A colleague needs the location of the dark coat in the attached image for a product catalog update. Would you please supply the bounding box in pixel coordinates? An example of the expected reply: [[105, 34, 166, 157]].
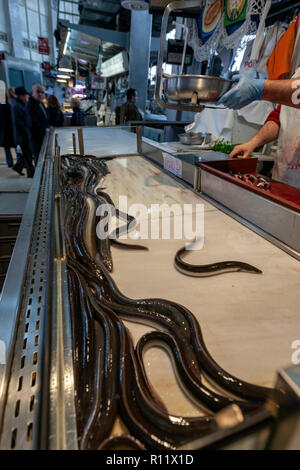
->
[[48, 107, 64, 127], [0, 104, 15, 148], [26, 96, 50, 157], [71, 108, 85, 127], [120, 101, 142, 124], [12, 99, 29, 147]]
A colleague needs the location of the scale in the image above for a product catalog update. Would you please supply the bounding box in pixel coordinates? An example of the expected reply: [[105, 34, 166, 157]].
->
[[155, 0, 232, 112]]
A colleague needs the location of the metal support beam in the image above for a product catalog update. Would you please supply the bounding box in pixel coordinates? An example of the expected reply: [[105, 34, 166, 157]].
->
[[129, 10, 152, 112], [59, 20, 161, 54], [48, 0, 59, 66]]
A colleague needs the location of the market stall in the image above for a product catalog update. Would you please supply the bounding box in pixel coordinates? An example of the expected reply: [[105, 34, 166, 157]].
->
[[0, 126, 299, 450], [0, 0, 300, 453]]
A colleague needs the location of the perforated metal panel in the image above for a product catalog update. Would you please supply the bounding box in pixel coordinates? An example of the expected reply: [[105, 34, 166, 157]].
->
[[0, 129, 78, 450], [0, 156, 53, 450]]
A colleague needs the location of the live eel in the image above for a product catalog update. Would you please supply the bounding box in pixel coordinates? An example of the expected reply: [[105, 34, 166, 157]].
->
[[61, 154, 283, 450], [175, 245, 262, 277]]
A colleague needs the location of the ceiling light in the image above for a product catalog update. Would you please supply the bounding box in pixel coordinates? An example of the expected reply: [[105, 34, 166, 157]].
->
[[57, 74, 70, 79], [63, 31, 70, 55], [100, 51, 129, 78], [57, 79, 68, 83]]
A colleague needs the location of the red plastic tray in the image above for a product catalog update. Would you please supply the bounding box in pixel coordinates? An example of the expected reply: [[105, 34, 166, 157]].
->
[[197, 158, 300, 214]]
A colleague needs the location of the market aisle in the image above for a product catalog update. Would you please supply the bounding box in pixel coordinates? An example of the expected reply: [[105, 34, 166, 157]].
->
[[0, 148, 31, 213]]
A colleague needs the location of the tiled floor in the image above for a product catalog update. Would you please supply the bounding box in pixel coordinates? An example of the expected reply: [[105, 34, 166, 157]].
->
[[0, 148, 31, 214]]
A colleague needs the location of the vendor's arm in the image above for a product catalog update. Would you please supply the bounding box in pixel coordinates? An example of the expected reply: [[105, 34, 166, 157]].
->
[[230, 120, 280, 159], [218, 76, 300, 109], [262, 79, 300, 108]]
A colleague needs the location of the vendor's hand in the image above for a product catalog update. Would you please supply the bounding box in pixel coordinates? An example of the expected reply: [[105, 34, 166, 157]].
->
[[217, 75, 265, 109], [230, 143, 255, 159]]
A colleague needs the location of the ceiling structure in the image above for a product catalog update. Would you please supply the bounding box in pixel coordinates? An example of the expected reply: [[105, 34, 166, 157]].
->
[[57, 0, 171, 69], [149, 0, 300, 22], [266, 0, 300, 26], [65, 28, 123, 64], [78, 0, 131, 31], [57, 0, 300, 71], [58, 0, 171, 53], [78, 0, 173, 36], [148, 0, 300, 25]]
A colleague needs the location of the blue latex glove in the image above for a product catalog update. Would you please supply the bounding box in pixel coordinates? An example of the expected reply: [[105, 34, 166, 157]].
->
[[217, 75, 265, 109]]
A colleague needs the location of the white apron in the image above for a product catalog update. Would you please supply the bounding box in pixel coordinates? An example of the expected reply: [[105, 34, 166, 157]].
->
[[272, 68, 300, 189]]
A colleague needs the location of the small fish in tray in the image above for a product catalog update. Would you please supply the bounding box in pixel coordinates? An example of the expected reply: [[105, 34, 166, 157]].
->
[[229, 171, 271, 191]]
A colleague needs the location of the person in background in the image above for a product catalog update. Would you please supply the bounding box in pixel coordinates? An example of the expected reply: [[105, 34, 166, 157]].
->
[[26, 83, 50, 164], [42, 96, 48, 108], [7, 87, 23, 163], [120, 88, 143, 124], [47, 95, 64, 128], [11, 87, 35, 178], [70, 97, 85, 126], [114, 105, 121, 125], [0, 90, 16, 168], [7, 87, 16, 106]]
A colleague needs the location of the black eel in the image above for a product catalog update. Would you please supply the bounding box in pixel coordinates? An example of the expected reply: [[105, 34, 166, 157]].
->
[[61, 154, 282, 450], [175, 245, 263, 277]]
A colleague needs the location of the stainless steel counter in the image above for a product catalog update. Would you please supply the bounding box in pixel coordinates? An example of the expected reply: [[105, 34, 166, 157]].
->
[[56, 127, 138, 157]]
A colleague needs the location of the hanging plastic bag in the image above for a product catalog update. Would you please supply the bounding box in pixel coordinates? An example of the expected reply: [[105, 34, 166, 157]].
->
[[250, 0, 272, 60], [240, 39, 258, 77]]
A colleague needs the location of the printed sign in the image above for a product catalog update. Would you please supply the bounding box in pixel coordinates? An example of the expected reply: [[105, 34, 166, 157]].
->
[[163, 152, 182, 179], [43, 61, 51, 73], [198, 0, 224, 44], [38, 37, 50, 55], [167, 40, 193, 66], [203, 0, 223, 33], [225, 0, 247, 27], [91, 74, 106, 90]]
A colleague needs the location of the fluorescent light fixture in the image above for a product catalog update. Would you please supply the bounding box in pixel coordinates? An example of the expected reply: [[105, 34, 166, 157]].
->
[[63, 31, 70, 55], [57, 74, 70, 79], [57, 79, 68, 83], [100, 51, 129, 78], [58, 55, 73, 73]]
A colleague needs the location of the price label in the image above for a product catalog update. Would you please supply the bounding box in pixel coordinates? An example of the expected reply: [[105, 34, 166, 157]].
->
[[163, 152, 182, 178]]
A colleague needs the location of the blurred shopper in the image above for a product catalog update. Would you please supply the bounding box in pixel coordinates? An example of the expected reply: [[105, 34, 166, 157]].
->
[[0, 90, 15, 168], [7, 87, 16, 106], [26, 83, 50, 164], [70, 97, 85, 126], [7, 87, 23, 163], [11, 87, 35, 178], [115, 106, 121, 125], [47, 95, 64, 128], [120, 89, 143, 124]]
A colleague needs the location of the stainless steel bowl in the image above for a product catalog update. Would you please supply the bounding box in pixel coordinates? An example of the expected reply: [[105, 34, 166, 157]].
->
[[203, 132, 212, 144], [164, 75, 232, 103], [179, 133, 202, 145], [179, 132, 212, 145]]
